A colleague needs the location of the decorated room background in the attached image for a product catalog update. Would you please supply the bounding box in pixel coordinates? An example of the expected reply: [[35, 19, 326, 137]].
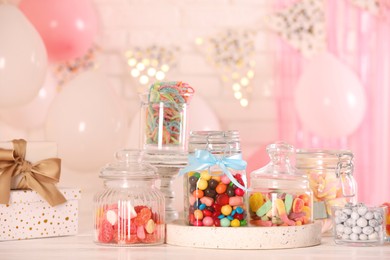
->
[[0, 0, 389, 229]]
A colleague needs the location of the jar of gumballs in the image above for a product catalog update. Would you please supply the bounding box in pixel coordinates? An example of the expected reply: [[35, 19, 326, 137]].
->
[[180, 131, 248, 227], [248, 142, 313, 227], [295, 149, 357, 232], [93, 150, 165, 246]]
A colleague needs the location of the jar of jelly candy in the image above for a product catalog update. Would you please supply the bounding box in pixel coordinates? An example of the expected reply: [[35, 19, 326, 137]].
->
[[295, 149, 357, 233], [93, 150, 165, 246], [248, 142, 313, 227], [139, 81, 194, 153], [180, 130, 248, 227]]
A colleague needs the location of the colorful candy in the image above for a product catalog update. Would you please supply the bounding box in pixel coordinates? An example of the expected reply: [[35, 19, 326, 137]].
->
[[95, 204, 163, 245], [187, 170, 247, 227], [144, 81, 194, 146], [249, 192, 312, 227]]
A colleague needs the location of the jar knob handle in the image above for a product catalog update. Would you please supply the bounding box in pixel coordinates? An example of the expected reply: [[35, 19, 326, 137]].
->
[[115, 149, 142, 163]]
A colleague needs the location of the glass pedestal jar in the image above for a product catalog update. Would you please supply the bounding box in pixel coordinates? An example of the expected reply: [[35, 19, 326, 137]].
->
[[248, 142, 313, 227], [181, 131, 248, 227], [93, 150, 165, 246], [295, 149, 357, 233]]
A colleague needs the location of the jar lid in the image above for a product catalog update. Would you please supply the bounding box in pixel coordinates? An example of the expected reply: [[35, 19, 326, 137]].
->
[[295, 149, 353, 170], [188, 130, 241, 154], [100, 150, 158, 180], [251, 142, 304, 180]]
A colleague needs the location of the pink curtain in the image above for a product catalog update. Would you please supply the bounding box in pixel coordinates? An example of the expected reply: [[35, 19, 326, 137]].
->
[[276, 0, 390, 205]]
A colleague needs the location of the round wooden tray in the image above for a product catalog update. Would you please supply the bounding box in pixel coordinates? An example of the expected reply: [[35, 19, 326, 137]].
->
[[166, 220, 322, 249]]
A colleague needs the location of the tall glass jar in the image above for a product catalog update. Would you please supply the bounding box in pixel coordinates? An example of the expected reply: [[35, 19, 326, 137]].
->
[[93, 150, 165, 246], [295, 149, 357, 232], [181, 130, 248, 227], [248, 142, 313, 227], [139, 81, 194, 153]]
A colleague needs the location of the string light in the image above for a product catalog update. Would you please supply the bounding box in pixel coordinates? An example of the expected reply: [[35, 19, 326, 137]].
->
[[196, 29, 256, 107], [124, 45, 179, 91]]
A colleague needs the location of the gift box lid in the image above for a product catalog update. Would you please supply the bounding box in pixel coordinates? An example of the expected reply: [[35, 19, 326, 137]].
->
[[6, 188, 81, 204]]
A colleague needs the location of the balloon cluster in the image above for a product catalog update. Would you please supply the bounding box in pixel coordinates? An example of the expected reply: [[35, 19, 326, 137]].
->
[[266, 0, 326, 57], [196, 29, 257, 107], [0, 1, 129, 172], [124, 45, 179, 92]]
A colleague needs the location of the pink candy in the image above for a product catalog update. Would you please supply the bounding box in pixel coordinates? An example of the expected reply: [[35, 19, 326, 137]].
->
[[229, 196, 244, 206]]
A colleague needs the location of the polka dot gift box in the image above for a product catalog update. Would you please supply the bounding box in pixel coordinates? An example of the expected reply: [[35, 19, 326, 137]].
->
[[0, 188, 81, 241]]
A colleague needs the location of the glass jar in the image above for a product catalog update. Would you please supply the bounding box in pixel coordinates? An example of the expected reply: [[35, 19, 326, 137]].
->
[[139, 81, 194, 153], [295, 149, 357, 232], [93, 150, 165, 246], [248, 142, 313, 227], [181, 130, 248, 227]]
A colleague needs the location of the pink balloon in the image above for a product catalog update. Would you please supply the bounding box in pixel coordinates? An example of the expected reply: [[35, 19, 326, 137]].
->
[[19, 0, 98, 62], [45, 70, 128, 172], [0, 72, 57, 130], [294, 52, 367, 138]]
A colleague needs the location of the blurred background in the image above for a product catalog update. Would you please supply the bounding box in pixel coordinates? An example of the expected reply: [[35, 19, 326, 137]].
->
[[0, 0, 389, 232]]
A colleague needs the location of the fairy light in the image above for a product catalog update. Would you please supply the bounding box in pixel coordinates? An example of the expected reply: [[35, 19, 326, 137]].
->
[[232, 83, 241, 91], [247, 70, 255, 78], [195, 37, 204, 45], [124, 46, 178, 90], [240, 77, 249, 86], [147, 68, 156, 76], [240, 98, 249, 107], [139, 75, 149, 85], [131, 68, 140, 77], [234, 92, 242, 99], [155, 71, 165, 81]]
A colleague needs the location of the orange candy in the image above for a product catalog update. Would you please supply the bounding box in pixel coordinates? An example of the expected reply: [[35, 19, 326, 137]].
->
[[193, 189, 204, 198], [215, 183, 227, 194]]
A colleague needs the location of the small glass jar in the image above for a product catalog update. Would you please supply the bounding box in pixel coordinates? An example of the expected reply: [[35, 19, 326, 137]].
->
[[332, 203, 387, 246], [248, 142, 313, 227], [139, 81, 194, 153], [295, 149, 357, 232], [93, 150, 165, 246], [182, 130, 248, 227]]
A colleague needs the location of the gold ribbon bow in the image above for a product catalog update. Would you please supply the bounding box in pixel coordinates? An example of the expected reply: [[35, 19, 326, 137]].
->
[[0, 139, 66, 207]]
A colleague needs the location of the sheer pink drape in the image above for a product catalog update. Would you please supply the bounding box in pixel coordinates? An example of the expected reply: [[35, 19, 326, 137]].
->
[[276, 0, 390, 204]]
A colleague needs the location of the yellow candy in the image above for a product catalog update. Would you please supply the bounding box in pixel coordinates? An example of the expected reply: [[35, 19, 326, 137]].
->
[[194, 209, 203, 220], [145, 219, 156, 234], [200, 171, 211, 181], [249, 192, 264, 212], [230, 219, 240, 227], [302, 206, 311, 218], [221, 205, 233, 216], [197, 179, 208, 190]]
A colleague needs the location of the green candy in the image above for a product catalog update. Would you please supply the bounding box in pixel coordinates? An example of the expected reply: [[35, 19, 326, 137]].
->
[[284, 194, 293, 215], [193, 172, 201, 178], [256, 200, 272, 217], [240, 219, 247, 226]]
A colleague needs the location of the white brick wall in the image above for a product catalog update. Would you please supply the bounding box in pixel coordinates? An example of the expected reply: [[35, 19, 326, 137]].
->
[[93, 0, 278, 159]]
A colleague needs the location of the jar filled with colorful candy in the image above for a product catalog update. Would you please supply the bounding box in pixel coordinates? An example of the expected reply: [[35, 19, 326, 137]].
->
[[248, 142, 313, 227], [295, 149, 357, 232], [180, 130, 248, 227], [140, 81, 194, 153], [93, 150, 165, 246]]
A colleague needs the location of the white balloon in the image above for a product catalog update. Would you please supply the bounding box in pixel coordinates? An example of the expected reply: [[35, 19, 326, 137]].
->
[[0, 72, 57, 130], [0, 5, 47, 108], [45, 70, 128, 172]]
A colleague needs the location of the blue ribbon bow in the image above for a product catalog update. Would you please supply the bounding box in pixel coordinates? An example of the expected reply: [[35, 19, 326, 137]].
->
[[179, 149, 248, 191]]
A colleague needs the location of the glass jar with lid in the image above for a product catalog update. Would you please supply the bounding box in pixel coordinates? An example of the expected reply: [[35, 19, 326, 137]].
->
[[248, 142, 313, 227], [295, 149, 357, 232], [93, 150, 165, 246], [180, 130, 248, 227]]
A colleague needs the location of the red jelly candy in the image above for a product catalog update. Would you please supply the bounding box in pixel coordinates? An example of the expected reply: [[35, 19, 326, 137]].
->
[[134, 205, 148, 214], [99, 219, 114, 243], [193, 220, 203, 226], [134, 207, 152, 226], [216, 194, 229, 205], [234, 213, 244, 220], [142, 233, 158, 243], [234, 188, 245, 196], [203, 209, 213, 217], [214, 218, 221, 227], [126, 235, 139, 244]]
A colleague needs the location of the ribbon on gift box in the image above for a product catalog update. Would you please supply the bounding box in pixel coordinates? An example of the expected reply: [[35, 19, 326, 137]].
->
[[0, 139, 66, 206], [179, 149, 248, 191]]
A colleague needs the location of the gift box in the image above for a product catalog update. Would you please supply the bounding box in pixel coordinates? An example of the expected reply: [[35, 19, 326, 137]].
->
[[0, 188, 81, 241]]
